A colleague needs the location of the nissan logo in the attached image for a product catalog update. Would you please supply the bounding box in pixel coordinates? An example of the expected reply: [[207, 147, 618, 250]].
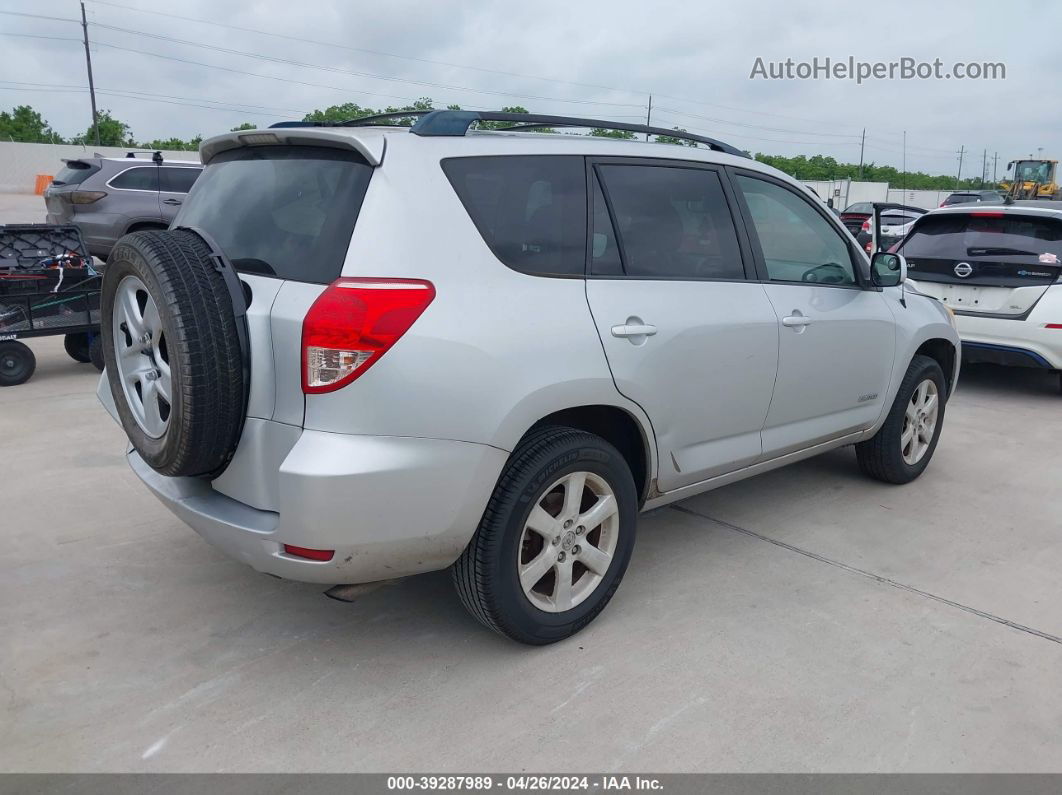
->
[[954, 262, 973, 278]]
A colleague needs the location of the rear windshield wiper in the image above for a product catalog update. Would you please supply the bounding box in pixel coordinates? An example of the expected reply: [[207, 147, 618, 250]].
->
[[967, 247, 1040, 256]]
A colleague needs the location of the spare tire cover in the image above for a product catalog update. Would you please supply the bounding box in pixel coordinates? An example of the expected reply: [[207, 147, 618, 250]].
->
[[101, 229, 246, 478]]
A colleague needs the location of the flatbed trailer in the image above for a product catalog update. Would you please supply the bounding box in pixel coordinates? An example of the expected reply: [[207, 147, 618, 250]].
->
[[0, 224, 104, 386]]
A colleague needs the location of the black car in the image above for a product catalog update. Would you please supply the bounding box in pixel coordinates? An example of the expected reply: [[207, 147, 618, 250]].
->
[[939, 190, 1006, 208]]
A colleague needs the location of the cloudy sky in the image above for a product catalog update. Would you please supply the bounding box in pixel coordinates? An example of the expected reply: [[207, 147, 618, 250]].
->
[[3, 0, 1060, 177]]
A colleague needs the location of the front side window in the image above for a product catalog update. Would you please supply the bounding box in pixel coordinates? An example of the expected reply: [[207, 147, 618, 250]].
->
[[596, 164, 744, 280], [110, 166, 160, 192], [442, 156, 586, 276], [737, 175, 857, 286]]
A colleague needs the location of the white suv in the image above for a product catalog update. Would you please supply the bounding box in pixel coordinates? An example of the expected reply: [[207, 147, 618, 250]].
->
[[97, 111, 960, 644]]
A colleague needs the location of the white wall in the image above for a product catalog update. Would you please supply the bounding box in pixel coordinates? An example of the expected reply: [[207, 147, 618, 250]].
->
[[0, 141, 199, 194]]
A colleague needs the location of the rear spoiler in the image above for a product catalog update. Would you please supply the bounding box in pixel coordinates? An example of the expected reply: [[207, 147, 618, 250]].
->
[[199, 128, 385, 167]]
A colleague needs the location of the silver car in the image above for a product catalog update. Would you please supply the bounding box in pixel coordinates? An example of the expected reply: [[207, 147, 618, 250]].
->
[[97, 112, 960, 644], [44, 153, 202, 259]]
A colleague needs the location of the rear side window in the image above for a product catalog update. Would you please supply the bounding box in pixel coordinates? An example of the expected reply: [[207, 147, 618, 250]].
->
[[442, 156, 586, 276], [110, 166, 160, 191], [175, 146, 372, 284], [160, 167, 201, 194], [899, 213, 1062, 259], [53, 160, 100, 186], [596, 164, 744, 280]]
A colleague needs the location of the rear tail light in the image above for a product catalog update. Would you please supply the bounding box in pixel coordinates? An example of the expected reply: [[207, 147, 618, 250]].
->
[[861, 219, 870, 232], [971, 211, 1004, 217], [301, 277, 435, 394], [67, 191, 107, 204], [282, 544, 335, 561], [1045, 324, 1062, 330]]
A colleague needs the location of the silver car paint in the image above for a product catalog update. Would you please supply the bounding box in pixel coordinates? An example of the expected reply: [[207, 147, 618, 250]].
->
[[101, 126, 960, 586]]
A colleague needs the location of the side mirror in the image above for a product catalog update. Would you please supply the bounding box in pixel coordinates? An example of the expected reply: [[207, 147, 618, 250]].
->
[[871, 252, 907, 287]]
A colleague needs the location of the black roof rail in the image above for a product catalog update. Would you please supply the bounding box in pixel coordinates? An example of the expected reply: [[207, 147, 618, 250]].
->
[[411, 110, 749, 157], [270, 111, 434, 129], [270, 110, 748, 157]]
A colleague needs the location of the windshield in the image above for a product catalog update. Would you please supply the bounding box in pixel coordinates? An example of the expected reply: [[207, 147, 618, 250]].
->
[[175, 145, 373, 284], [898, 213, 1062, 260], [1013, 161, 1052, 183]]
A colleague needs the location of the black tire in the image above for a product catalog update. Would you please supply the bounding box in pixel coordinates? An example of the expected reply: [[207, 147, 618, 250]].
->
[[453, 426, 638, 645], [64, 332, 91, 363], [88, 333, 104, 372], [856, 354, 947, 484], [101, 229, 245, 478], [0, 340, 36, 386]]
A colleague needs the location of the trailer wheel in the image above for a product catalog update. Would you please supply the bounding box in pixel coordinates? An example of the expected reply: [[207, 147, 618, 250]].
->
[[89, 333, 104, 372], [64, 332, 92, 363], [0, 340, 36, 386]]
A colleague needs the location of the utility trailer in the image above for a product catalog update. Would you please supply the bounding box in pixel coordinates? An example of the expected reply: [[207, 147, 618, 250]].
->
[[0, 224, 103, 386]]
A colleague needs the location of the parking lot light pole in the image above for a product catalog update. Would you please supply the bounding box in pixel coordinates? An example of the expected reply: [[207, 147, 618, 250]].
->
[[80, 1, 101, 147]]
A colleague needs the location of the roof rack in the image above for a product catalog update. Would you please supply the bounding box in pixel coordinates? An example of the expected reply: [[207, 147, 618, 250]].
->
[[272, 110, 748, 157], [124, 150, 164, 164], [270, 111, 433, 129]]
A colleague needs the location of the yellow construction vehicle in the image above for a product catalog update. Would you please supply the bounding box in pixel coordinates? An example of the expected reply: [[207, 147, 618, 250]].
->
[[999, 158, 1061, 199]]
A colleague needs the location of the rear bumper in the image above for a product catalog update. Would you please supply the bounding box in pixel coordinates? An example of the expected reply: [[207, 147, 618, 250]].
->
[[955, 291, 1062, 370], [128, 430, 508, 584]]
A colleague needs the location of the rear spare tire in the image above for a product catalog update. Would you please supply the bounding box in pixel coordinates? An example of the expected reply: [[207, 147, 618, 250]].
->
[[101, 229, 246, 477]]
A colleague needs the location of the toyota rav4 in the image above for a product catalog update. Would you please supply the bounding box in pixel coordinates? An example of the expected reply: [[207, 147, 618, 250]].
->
[[97, 111, 960, 644]]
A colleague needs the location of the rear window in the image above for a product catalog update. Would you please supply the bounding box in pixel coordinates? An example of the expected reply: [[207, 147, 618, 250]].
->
[[110, 166, 160, 191], [160, 166, 201, 194], [843, 203, 872, 214], [53, 160, 100, 186], [442, 156, 586, 277], [175, 146, 372, 284], [942, 194, 978, 205], [899, 213, 1062, 259]]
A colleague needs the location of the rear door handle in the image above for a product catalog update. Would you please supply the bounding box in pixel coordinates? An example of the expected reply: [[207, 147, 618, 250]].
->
[[162, 198, 182, 206], [782, 313, 812, 329], [611, 323, 658, 338]]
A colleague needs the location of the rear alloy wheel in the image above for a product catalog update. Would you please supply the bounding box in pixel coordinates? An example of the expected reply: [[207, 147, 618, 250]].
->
[[453, 426, 637, 645], [0, 340, 36, 386], [856, 354, 947, 484]]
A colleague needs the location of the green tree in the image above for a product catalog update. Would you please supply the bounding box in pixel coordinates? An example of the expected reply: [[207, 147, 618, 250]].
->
[[230, 122, 257, 132], [72, 109, 134, 147], [654, 127, 698, 147], [590, 128, 636, 140], [303, 97, 435, 127], [0, 105, 60, 143]]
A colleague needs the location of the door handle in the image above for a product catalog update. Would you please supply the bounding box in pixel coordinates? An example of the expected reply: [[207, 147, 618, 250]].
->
[[611, 323, 658, 338], [162, 198, 182, 206], [782, 313, 812, 328]]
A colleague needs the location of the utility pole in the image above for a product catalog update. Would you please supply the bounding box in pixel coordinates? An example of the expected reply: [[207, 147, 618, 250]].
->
[[902, 131, 906, 195], [956, 145, 965, 189], [858, 127, 865, 180], [981, 149, 988, 187], [992, 152, 999, 183], [80, 1, 100, 146], [645, 94, 652, 142]]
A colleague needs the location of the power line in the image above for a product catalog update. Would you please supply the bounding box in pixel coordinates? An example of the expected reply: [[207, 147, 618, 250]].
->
[[84, 0, 650, 100], [88, 21, 648, 109]]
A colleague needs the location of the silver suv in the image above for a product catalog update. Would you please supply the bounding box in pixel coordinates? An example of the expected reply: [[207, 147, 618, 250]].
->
[[97, 112, 960, 644], [44, 153, 202, 259]]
